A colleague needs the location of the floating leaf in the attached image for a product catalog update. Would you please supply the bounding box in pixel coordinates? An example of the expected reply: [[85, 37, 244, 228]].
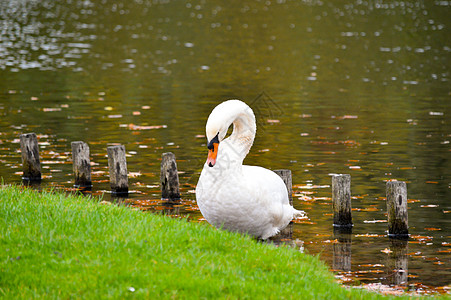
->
[[353, 207, 379, 212], [322, 239, 338, 244], [363, 220, 387, 223], [330, 115, 358, 120], [294, 191, 316, 196], [294, 184, 330, 189], [128, 124, 167, 130], [108, 114, 122, 118], [407, 199, 421, 203], [185, 207, 200, 211], [429, 111, 444, 116], [359, 264, 384, 268], [298, 195, 313, 201], [355, 270, 384, 274], [292, 219, 316, 225], [41, 160, 66, 164], [355, 234, 383, 238], [411, 235, 433, 239]]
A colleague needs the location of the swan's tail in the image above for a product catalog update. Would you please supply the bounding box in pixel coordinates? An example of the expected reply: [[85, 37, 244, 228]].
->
[[293, 209, 307, 219]]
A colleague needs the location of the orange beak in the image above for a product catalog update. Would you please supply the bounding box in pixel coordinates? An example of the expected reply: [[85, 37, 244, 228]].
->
[[206, 142, 218, 167]]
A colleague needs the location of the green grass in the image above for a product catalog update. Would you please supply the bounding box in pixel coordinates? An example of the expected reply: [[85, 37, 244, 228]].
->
[[0, 185, 420, 299]]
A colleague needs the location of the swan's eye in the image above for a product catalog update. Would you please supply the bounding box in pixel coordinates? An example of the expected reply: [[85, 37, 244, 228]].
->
[[207, 133, 220, 150]]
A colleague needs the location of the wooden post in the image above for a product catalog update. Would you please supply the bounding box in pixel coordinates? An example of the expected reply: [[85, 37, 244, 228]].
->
[[107, 145, 128, 195], [332, 174, 353, 228], [160, 152, 180, 201], [71, 141, 92, 188], [19, 133, 41, 181], [386, 181, 408, 238], [274, 169, 292, 205]]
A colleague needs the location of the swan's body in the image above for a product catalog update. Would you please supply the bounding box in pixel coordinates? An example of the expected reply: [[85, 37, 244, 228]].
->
[[196, 100, 304, 239]]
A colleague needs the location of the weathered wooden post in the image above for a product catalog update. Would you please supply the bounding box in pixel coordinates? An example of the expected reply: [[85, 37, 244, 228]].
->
[[332, 174, 352, 268], [71, 141, 92, 188], [274, 169, 293, 205], [107, 145, 128, 195], [19, 133, 41, 181], [160, 152, 180, 201], [332, 174, 353, 228], [273, 169, 294, 241], [386, 180, 408, 238]]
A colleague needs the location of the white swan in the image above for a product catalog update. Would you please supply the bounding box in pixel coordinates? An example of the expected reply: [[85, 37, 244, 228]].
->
[[196, 99, 304, 239]]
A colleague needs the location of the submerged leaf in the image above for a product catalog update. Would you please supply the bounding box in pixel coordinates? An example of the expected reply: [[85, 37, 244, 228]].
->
[[381, 248, 393, 254]]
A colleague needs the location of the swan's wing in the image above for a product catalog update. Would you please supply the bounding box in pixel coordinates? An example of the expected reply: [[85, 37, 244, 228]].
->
[[242, 165, 305, 217], [242, 165, 290, 206]]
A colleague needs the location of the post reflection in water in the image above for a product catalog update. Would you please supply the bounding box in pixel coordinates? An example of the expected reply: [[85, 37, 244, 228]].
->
[[388, 239, 409, 286], [110, 194, 128, 205], [162, 202, 181, 216], [333, 227, 352, 272], [22, 179, 42, 191]]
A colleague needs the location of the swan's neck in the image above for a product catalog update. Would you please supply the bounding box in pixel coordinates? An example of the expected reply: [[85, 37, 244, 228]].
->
[[205, 100, 257, 169], [225, 110, 256, 165]]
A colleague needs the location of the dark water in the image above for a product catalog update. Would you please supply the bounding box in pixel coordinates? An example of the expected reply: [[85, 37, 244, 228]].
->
[[1, 0, 450, 294]]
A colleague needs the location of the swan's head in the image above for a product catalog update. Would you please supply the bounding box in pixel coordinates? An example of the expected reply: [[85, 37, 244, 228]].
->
[[206, 132, 220, 167], [204, 100, 254, 167], [205, 110, 229, 168]]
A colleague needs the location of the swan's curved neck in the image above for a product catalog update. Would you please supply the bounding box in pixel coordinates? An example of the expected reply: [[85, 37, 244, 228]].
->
[[225, 107, 256, 164], [206, 100, 257, 167]]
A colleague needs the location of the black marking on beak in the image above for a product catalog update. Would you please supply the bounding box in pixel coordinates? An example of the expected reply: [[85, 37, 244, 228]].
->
[[207, 133, 219, 151]]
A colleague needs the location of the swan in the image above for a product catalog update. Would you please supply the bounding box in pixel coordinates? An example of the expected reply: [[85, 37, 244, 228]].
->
[[196, 99, 304, 239]]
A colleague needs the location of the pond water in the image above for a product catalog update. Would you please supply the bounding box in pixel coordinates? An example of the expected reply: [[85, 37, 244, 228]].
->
[[0, 0, 450, 294]]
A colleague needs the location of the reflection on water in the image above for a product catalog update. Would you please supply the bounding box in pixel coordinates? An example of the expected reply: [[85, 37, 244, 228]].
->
[[388, 239, 409, 286], [0, 0, 450, 294], [333, 228, 352, 272]]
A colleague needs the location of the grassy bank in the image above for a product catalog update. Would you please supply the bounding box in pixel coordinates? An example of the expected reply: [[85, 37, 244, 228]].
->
[[0, 185, 407, 299]]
